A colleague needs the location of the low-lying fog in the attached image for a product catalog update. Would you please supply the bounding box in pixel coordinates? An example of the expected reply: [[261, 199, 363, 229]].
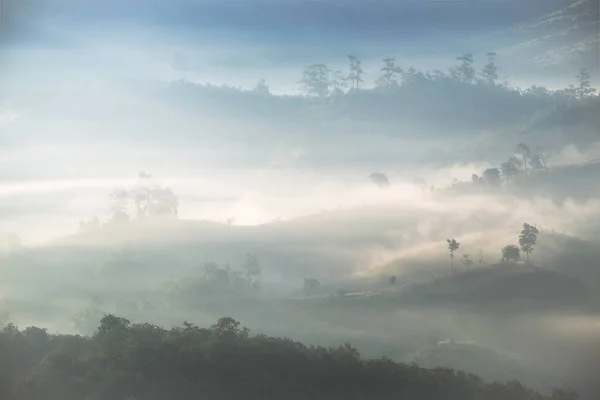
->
[[1, 0, 600, 399]]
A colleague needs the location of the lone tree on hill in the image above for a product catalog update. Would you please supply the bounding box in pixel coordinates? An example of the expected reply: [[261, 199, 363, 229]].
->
[[519, 223, 540, 262], [446, 238, 460, 273], [501, 245, 520, 262]]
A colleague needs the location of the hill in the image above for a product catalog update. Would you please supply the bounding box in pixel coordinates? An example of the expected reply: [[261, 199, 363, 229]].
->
[[315, 263, 591, 312], [0, 316, 578, 400], [408, 340, 558, 393]]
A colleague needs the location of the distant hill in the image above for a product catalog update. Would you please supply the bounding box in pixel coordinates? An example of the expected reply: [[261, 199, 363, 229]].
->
[[316, 263, 591, 312], [408, 340, 558, 393]]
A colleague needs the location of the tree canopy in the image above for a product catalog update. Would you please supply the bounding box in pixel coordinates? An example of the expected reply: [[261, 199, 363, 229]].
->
[[0, 316, 580, 400]]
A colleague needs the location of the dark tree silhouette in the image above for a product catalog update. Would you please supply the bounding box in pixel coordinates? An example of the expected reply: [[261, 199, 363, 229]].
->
[[451, 53, 475, 83], [482, 168, 502, 186], [369, 172, 391, 188], [481, 52, 499, 85], [346, 55, 364, 90], [446, 238, 460, 273], [501, 245, 520, 262], [377, 57, 403, 89], [515, 143, 532, 174], [575, 68, 596, 98], [300, 64, 331, 97], [519, 223, 540, 262]]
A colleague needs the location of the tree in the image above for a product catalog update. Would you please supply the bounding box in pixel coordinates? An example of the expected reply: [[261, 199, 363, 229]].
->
[[529, 147, 550, 171], [451, 53, 475, 83], [478, 248, 484, 267], [471, 174, 484, 185], [446, 239, 460, 273], [575, 68, 596, 98], [369, 172, 390, 188], [519, 223, 539, 262], [515, 143, 531, 174], [129, 172, 179, 218], [480, 52, 499, 85], [300, 64, 331, 97], [461, 254, 474, 270], [303, 278, 321, 296], [377, 57, 403, 89], [500, 157, 521, 183], [501, 245, 520, 262], [389, 275, 397, 286], [253, 78, 270, 95], [346, 55, 364, 90], [330, 70, 348, 94], [482, 168, 501, 186]]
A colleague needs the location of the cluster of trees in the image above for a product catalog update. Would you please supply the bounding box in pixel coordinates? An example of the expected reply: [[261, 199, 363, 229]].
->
[[446, 222, 540, 274], [0, 315, 579, 400], [297, 53, 595, 99], [78, 171, 179, 233], [165, 254, 262, 308], [469, 142, 551, 188], [502, 223, 540, 263]]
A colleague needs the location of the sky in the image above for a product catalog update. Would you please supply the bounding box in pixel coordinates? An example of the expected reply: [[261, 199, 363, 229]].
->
[[0, 0, 598, 243]]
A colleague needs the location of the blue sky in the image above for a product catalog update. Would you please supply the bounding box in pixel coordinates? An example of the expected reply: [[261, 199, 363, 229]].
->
[[2, 0, 576, 90]]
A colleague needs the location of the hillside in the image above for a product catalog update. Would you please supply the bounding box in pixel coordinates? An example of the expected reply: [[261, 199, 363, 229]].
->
[[0, 316, 579, 400], [315, 263, 591, 312], [408, 340, 558, 393]]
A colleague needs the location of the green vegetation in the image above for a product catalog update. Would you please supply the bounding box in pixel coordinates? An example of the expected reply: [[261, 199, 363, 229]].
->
[[0, 316, 579, 400]]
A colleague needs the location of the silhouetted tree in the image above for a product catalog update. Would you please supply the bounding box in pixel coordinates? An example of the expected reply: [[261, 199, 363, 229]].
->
[[130, 172, 179, 218], [519, 223, 539, 262], [483, 168, 501, 186], [480, 52, 499, 85], [377, 57, 403, 89], [501, 245, 520, 262], [369, 172, 390, 188], [530, 147, 550, 170], [575, 68, 596, 98], [300, 64, 331, 97], [451, 53, 475, 83], [501, 157, 521, 183], [515, 143, 532, 174], [330, 70, 347, 94], [389, 275, 397, 286], [346, 55, 364, 90], [253, 78, 270, 95], [446, 239, 460, 273]]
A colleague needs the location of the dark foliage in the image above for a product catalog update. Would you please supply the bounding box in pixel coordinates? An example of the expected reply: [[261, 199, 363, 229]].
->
[[0, 316, 579, 400]]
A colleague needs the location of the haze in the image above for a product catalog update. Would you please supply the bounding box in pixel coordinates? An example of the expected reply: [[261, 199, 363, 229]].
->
[[1, 1, 599, 399]]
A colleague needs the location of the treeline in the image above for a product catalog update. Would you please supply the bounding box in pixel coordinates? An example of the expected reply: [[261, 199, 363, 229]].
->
[[0, 315, 579, 400], [160, 55, 596, 132]]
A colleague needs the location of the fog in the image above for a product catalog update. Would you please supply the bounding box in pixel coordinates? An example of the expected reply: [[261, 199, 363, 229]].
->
[[1, 1, 599, 399]]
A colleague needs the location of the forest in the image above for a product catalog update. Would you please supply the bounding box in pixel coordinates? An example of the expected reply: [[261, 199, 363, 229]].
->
[[0, 315, 581, 400]]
